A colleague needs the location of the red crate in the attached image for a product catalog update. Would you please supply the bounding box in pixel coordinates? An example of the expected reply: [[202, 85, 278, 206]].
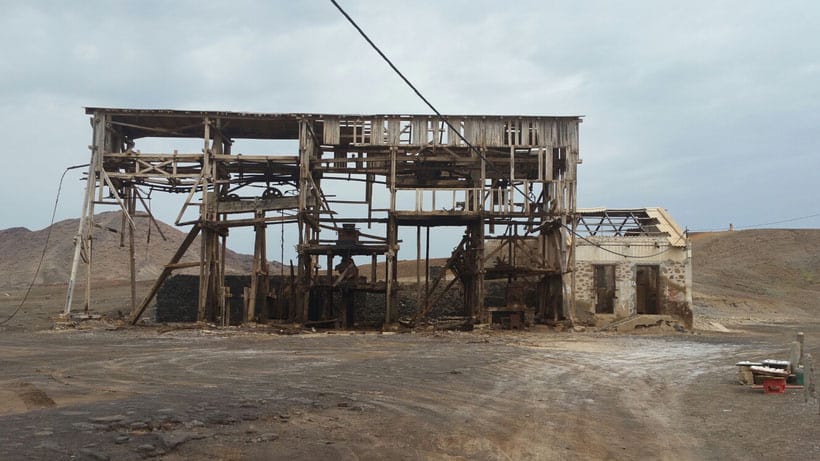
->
[[763, 378, 786, 394]]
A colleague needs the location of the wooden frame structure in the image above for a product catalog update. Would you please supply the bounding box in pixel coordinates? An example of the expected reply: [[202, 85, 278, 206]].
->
[[64, 108, 581, 327]]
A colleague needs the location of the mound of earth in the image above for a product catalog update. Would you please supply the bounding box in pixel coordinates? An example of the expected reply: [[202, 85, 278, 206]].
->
[[0, 211, 266, 290]]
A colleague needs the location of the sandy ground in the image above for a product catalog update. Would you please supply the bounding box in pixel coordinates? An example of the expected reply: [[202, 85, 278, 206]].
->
[[1, 281, 819, 460]]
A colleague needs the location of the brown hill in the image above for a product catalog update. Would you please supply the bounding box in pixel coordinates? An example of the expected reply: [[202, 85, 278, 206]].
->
[[691, 229, 820, 320], [0, 211, 266, 289]]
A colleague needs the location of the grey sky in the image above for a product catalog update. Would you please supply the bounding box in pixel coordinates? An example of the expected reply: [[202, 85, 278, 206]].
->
[[1, 1, 819, 258]]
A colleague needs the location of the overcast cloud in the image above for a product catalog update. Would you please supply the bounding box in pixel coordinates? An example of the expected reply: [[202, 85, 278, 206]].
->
[[1, 1, 818, 257]]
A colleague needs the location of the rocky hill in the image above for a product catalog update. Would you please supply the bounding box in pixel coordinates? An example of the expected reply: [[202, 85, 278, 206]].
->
[[0, 211, 279, 289]]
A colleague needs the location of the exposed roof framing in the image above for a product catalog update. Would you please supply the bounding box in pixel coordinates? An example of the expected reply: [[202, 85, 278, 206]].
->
[[576, 207, 686, 247]]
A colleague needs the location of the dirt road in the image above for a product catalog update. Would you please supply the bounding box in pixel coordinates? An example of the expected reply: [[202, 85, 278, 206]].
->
[[1, 323, 817, 461]]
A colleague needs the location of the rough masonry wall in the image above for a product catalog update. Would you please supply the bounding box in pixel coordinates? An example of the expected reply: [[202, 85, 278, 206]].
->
[[659, 260, 693, 328], [575, 261, 634, 320], [575, 247, 693, 327]]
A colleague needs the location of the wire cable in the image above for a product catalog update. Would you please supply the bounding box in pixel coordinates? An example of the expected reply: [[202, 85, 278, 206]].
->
[[568, 226, 676, 259], [0, 164, 88, 326], [684, 211, 820, 233], [329, 0, 538, 192], [733, 212, 820, 230]]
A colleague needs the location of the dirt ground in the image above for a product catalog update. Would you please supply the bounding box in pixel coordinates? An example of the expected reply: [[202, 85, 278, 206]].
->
[[1, 284, 819, 460]]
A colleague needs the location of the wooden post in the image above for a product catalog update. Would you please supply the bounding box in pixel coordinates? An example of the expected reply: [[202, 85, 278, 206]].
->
[[84, 236, 93, 313], [416, 225, 422, 308], [465, 220, 484, 320], [248, 211, 267, 323], [220, 218, 228, 326], [127, 187, 137, 316], [65, 113, 106, 315], [385, 215, 397, 328], [425, 226, 430, 314]]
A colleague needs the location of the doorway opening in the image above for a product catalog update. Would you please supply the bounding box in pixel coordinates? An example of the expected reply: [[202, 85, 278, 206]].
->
[[636, 265, 660, 314], [594, 265, 616, 314]]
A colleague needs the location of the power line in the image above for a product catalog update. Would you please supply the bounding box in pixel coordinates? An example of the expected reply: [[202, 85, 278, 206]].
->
[[0, 164, 88, 326], [736, 212, 820, 229], [686, 211, 820, 233], [328, 0, 532, 192], [568, 226, 676, 259]]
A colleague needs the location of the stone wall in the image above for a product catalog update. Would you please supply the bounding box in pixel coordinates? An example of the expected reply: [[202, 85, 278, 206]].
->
[[575, 261, 635, 318], [574, 248, 692, 326], [659, 260, 693, 328]]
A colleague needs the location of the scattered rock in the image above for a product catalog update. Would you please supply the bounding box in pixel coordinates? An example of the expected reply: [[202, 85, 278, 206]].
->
[[34, 430, 53, 436], [251, 433, 279, 443], [205, 413, 233, 425], [160, 432, 196, 450], [72, 422, 106, 432], [135, 444, 156, 453], [573, 326, 586, 333], [89, 415, 126, 423], [78, 448, 110, 461], [114, 435, 130, 444], [130, 422, 149, 430], [336, 402, 349, 408], [184, 419, 205, 429]]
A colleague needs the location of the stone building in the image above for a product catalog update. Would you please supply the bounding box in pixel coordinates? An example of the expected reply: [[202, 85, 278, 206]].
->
[[573, 208, 692, 327]]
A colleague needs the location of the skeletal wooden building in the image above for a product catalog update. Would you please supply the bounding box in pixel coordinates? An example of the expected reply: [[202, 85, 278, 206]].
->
[[64, 108, 582, 327]]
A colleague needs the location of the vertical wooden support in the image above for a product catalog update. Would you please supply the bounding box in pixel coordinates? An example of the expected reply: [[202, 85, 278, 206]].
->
[[465, 219, 485, 321], [220, 221, 228, 326], [326, 253, 332, 322], [424, 226, 430, 314], [416, 226, 422, 306], [384, 146, 398, 328], [193, 120, 229, 325], [127, 186, 137, 316], [65, 113, 105, 315], [248, 211, 267, 323], [84, 237, 93, 313], [385, 215, 397, 327], [296, 119, 313, 324]]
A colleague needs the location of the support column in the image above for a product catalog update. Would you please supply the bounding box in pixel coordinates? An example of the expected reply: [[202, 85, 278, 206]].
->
[[248, 210, 267, 323], [464, 219, 485, 322], [65, 113, 106, 315], [384, 146, 398, 328], [127, 186, 137, 316], [296, 119, 314, 324], [197, 118, 225, 323], [385, 215, 397, 327]]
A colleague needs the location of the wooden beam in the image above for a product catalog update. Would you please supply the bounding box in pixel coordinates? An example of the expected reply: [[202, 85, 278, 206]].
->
[[129, 224, 201, 325]]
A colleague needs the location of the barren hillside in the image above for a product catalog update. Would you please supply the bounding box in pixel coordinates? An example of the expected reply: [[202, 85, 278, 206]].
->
[[691, 229, 820, 320], [0, 211, 260, 289]]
